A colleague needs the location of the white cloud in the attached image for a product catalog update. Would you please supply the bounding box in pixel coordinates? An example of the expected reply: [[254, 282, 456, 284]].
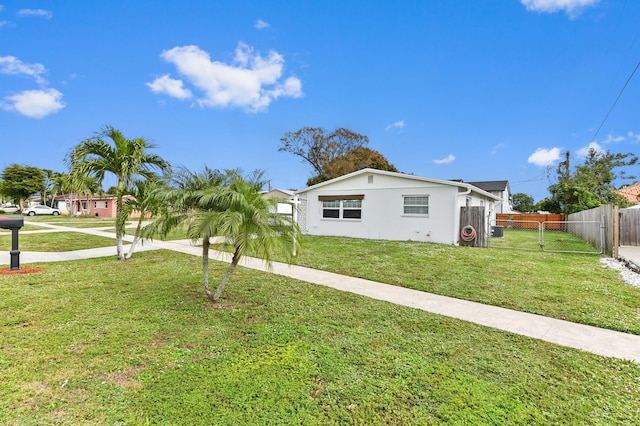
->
[[384, 120, 405, 131], [528, 147, 561, 167], [521, 0, 598, 17], [17, 9, 52, 19], [2, 88, 65, 118], [577, 141, 605, 158], [491, 143, 506, 155], [627, 131, 640, 143], [146, 74, 192, 100], [600, 133, 625, 144], [149, 42, 303, 112], [255, 19, 269, 30], [0, 56, 47, 84], [433, 154, 455, 165], [0, 21, 10, 28]]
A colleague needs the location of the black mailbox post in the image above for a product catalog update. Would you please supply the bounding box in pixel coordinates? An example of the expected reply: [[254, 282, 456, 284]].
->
[[0, 216, 24, 270]]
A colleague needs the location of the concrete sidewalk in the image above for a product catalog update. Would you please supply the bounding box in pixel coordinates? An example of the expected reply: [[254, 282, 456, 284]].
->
[[618, 245, 640, 273], [3, 220, 640, 363]]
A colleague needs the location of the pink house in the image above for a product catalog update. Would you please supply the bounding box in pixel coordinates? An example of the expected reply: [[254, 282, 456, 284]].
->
[[53, 194, 142, 218]]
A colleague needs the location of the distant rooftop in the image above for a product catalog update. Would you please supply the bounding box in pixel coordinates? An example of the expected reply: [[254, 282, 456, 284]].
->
[[616, 182, 640, 203], [467, 180, 510, 192]]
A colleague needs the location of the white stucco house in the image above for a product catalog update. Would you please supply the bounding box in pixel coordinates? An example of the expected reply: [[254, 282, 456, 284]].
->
[[294, 168, 501, 245]]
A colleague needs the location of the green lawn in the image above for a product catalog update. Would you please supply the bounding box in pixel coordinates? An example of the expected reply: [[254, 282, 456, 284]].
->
[[489, 228, 600, 253], [1, 250, 639, 424], [286, 236, 640, 335], [24, 216, 120, 228], [0, 231, 116, 252]]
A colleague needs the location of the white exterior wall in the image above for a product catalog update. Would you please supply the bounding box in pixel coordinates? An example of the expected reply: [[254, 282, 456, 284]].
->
[[300, 172, 463, 244]]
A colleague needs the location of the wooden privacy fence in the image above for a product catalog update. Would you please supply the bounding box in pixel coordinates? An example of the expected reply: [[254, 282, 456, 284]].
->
[[459, 206, 485, 247], [496, 213, 565, 230], [567, 205, 617, 256], [620, 207, 640, 246]]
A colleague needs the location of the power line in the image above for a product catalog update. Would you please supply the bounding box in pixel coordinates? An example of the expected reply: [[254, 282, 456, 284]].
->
[[590, 59, 640, 143]]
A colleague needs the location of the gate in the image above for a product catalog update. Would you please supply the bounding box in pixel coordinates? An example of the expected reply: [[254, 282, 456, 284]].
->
[[488, 218, 603, 254], [620, 207, 640, 246]]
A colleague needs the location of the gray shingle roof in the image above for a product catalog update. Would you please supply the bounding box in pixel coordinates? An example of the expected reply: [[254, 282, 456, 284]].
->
[[468, 180, 510, 192]]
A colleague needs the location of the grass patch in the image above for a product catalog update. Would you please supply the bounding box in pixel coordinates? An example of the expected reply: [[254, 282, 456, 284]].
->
[[0, 250, 638, 424], [24, 216, 119, 228], [278, 236, 640, 335], [490, 228, 600, 252], [0, 224, 49, 231], [0, 231, 115, 251]]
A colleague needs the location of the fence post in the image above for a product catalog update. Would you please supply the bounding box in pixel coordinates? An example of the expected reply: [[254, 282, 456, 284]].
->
[[612, 205, 619, 258]]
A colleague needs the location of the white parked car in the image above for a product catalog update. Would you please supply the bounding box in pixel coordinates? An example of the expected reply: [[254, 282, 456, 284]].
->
[[0, 204, 19, 213], [22, 205, 61, 216]]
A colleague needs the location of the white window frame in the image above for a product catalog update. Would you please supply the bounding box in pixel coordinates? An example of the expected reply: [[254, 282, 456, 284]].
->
[[403, 195, 429, 216], [321, 199, 362, 220]]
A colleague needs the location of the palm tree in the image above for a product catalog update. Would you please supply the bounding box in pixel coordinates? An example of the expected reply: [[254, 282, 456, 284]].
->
[[148, 168, 300, 302], [121, 177, 165, 259], [68, 126, 170, 260], [208, 170, 300, 301], [70, 170, 101, 215], [145, 166, 229, 300], [50, 171, 96, 215]]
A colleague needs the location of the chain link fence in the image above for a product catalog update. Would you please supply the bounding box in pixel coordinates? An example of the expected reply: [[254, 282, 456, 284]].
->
[[488, 219, 603, 254]]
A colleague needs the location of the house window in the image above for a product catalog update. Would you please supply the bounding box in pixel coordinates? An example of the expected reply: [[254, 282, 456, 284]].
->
[[82, 201, 88, 210], [342, 199, 362, 219], [320, 197, 363, 219], [104, 201, 108, 208], [93, 201, 97, 209], [403, 195, 429, 215], [322, 200, 340, 218]]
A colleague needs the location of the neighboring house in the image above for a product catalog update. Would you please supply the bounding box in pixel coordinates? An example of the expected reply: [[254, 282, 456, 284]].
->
[[261, 189, 295, 216], [295, 168, 501, 245], [616, 182, 640, 205], [52, 194, 142, 218], [467, 180, 512, 213]]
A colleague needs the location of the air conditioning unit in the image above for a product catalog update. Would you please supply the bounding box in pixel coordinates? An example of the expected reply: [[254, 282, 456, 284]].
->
[[491, 226, 504, 238]]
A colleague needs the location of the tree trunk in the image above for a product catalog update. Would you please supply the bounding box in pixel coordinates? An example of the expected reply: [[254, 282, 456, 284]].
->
[[213, 246, 240, 302], [202, 238, 215, 302], [125, 219, 143, 260], [116, 232, 124, 260], [115, 181, 125, 260]]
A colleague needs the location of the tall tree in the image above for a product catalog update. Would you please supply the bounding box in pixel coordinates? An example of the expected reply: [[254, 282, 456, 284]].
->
[[542, 148, 637, 214], [50, 172, 79, 214], [69, 170, 102, 215], [68, 125, 170, 260], [146, 168, 300, 303], [321, 146, 398, 182], [511, 193, 535, 212], [1, 164, 45, 208], [41, 169, 55, 205], [279, 127, 369, 179]]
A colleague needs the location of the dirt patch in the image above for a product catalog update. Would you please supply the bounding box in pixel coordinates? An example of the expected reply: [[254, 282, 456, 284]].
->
[[100, 365, 146, 390], [0, 266, 45, 275]]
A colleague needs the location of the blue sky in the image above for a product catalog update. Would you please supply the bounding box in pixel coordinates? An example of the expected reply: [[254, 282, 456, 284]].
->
[[1, 0, 639, 201]]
